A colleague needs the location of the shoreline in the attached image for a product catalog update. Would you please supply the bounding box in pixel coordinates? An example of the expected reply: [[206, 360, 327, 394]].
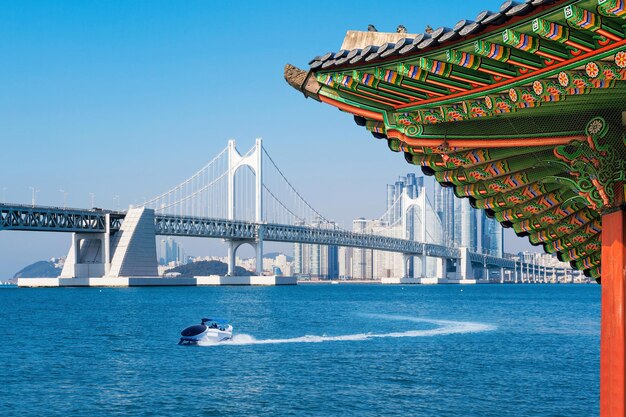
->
[[298, 279, 381, 285]]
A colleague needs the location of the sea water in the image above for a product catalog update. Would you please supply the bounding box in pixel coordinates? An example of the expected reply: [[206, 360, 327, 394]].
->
[[0, 284, 599, 416]]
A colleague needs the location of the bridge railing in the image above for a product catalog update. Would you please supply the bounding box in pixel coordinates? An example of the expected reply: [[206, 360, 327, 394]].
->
[[0, 202, 125, 215], [0, 204, 124, 233], [0, 204, 576, 273], [154, 214, 460, 257], [154, 215, 256, 239]]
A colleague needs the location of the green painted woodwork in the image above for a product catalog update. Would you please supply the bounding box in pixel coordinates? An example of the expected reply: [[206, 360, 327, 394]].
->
[[564, 4, 602, 32], [598, 0, 626, 18], [552, 117, 626, 210], [446, 50, 481, 70], [532, 18, 570, 43]]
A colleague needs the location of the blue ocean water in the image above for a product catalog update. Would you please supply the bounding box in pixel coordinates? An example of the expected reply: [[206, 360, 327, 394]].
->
[[0, 284, 599, 416]]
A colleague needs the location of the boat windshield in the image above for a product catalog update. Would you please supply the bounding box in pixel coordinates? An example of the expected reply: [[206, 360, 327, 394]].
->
[[201, 318, 229, 330]]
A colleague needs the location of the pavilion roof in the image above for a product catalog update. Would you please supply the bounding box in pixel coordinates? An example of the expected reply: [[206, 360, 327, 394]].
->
[[285, 0, 626, 281]]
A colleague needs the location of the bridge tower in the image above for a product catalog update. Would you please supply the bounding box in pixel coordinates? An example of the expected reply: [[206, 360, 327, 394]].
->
[[226, 138, 264, 276], [400, 188, 422, 278], [400, 186, 449, 279]]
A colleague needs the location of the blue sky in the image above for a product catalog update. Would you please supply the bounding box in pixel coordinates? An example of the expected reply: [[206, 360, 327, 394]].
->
[[0, 0, 534, 277]]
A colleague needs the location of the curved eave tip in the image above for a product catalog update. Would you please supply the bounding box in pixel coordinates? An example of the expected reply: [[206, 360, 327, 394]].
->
[[284, 64, 321, 101]]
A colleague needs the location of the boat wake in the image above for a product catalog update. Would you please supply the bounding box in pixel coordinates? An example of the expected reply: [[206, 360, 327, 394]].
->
[[197, 314, 495, 347]]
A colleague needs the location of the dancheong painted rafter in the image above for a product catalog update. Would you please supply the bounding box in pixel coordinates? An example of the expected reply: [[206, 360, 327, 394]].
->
[[285, 0, 626, 282]]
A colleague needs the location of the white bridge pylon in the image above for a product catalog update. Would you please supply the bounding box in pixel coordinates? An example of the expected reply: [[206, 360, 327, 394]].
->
[[365, 183, 447, 279], [141, 137, 341, 277], [226, 138, 263, 275], [401, 189, 426, 279], [228, 138, 262, 223], [399, 188, 446, 279]]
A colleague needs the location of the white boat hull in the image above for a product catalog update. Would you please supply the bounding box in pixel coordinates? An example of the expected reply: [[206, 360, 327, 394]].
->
[[179, 324, 233, 345]]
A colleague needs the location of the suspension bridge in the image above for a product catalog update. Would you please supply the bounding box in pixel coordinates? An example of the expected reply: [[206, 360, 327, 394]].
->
[[0, 139, 576, 286]]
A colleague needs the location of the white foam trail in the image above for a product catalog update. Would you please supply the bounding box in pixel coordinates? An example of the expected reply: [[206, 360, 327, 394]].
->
[[198, 314, 495, 347]]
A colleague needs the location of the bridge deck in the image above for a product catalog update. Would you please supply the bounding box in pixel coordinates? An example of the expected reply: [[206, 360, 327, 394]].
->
[[0, 204, 557, 269]]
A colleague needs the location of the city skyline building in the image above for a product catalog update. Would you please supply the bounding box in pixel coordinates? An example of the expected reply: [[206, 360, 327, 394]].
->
[[158, 237, 186, 266], [293, 218, 339, 280], [433, 185, 504, 257], [295, 173, 507, 280]]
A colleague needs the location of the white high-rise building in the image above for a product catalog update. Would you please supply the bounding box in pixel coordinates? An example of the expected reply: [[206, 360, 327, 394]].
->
[[157, 237, 186, 266], [293, 219, 339, 279]]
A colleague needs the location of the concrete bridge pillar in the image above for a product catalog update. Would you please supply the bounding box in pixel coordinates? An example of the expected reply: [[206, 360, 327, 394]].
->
[[226, 240, 237, 276], [60, 232, 106, 278], [106, 207, 158, 278], [458, 247, 473, 280], [60, 207, 157, 279], [435, 258, 446, 280], [256, 227, 264, 275], [104, 213, 111, 276], [226, 238, 263, 276], [402, 254, 410, 278]]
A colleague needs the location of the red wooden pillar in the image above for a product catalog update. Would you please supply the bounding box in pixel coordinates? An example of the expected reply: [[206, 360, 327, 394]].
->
[[601, 209, 626, 416]]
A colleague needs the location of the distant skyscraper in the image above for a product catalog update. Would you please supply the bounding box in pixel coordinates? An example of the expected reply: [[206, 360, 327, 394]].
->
[[340, 172, 506, 280], [352, 218, 373, 279], [293, 241, 306, 275], [431, 184, 503, 255], [386, 184, 395, 213], [293, 219, 339, 279], [482, 216, 504, 257], [158, 237, 186, 265]]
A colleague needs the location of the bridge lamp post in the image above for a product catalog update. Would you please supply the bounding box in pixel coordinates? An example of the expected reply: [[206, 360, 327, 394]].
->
[[113, 195, 120, 211], [28, 186, 40, 208], [89, 193, 95, 209]]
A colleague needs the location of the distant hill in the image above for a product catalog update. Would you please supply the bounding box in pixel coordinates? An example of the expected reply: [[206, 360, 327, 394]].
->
[[13, 261, 62, 281], [263, 252, 293, 262], [166, 260, 252, 277]]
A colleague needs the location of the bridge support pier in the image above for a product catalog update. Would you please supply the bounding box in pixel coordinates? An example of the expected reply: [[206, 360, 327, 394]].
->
[[59, 207, 158, 280], [401, 254, 410, 279], [104, 213, 111, 276], [458, 247, 473, 280], [256, 236, 264, 275], [226, 238, 264, 276], [600, 209, 626, 417], [226, 240, 237, 276], [435, 258, 446, 280], [60, 232, 107, 278]]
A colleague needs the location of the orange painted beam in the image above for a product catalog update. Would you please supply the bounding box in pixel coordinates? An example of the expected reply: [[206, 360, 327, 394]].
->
[[564, 40, 592, 53], [536, 50, 565, 62], [319, 95, 384, 121], [601, 209, 626, 417], [597, 29, 622, 43], [401, 83, 446, 97], [386, 129, 586, 148]]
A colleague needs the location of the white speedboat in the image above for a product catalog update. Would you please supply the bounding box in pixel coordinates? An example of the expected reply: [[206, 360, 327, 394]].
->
[[179, 318, 233, 345]]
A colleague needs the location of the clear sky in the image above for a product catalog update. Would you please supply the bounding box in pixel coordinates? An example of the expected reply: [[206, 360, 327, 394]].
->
[[0, 0, 535, 277]]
